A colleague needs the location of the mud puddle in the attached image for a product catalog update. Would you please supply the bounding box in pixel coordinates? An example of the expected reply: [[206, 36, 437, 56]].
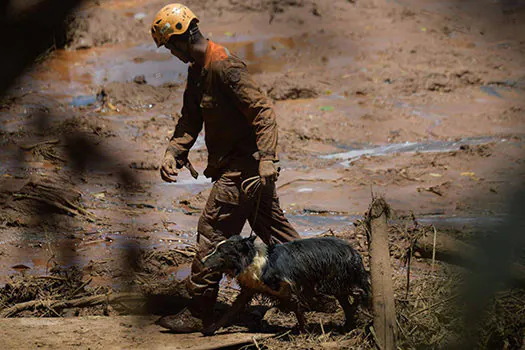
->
[[322, 136, 503, 166], [155, 174, 211, 195], [27, 44, 185, 103], [26, 35, 300, 105], [219, 35, 298, 73]]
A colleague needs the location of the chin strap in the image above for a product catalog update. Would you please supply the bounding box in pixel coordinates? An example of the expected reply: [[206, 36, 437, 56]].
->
[[188, 24, 200, 44]]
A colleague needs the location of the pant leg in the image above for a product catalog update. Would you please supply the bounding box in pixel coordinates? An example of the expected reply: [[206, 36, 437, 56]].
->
[[248, 182, 301, 245], [187, 174, 248, 298]]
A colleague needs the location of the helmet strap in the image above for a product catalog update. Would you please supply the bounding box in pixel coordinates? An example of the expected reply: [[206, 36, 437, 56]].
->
[[188, 24, 201, 44]]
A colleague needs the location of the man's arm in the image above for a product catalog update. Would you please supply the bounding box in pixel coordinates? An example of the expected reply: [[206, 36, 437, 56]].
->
[[161, 66, 203, 182]]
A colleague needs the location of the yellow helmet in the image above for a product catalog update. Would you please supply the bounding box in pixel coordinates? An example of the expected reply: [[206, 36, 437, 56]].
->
[[151, 3, 199, 48]]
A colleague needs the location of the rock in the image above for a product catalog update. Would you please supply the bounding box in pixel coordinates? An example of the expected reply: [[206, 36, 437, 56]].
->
[[129, 161, 159, 170], [262, 74, 320, 100], [133, 75, 147, 85]]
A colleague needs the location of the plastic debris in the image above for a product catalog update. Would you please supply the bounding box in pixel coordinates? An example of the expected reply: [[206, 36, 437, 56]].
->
[[70, 95, 97, 107], [460, 172, 480, 180], [298, 188, 313, 193], [480, 86, 503, 98], [460, 172, 475, 177]]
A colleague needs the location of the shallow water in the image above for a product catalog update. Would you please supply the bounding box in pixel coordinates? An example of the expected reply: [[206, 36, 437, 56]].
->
[[26, 36, 300, 104], [322, 136, 502, 166]]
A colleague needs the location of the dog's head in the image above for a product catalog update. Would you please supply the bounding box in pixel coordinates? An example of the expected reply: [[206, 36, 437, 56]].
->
[[202, 235, 257, 277]]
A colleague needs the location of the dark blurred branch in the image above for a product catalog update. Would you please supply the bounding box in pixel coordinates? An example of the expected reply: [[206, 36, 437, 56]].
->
[[458, 185, 525, 347], [0, 0, 84, 95]]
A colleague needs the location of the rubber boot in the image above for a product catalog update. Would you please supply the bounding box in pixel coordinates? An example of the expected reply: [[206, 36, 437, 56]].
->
[[155, 294, 216, 333]]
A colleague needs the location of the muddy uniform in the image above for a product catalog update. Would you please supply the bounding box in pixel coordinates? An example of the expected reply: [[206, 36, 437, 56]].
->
[[166, 40, 300, 301]]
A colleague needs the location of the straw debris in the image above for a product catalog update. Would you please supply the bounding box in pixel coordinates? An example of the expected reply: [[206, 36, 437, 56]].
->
[[0, 266, 112, 317]]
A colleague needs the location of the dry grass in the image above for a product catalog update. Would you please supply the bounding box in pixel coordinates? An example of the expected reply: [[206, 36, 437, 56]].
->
[[244, 215, 525, 349], [0, 266, 111, 317]]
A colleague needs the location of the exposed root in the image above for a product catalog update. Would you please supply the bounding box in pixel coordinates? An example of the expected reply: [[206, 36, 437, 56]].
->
[[12, 180, 96, 222]]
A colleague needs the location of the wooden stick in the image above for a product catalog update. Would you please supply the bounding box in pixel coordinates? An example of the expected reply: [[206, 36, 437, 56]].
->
[[431, 226, 437, 271], [272, 330, 292, 340], [366, 197, 397, 350], [369, 325, 384, 350], [0, 293, 143, 318], [19, 139, 60, 150], [409, 293, 459, 317], [406, 246, 412, 299], [33, 276, 67, 281], [172, 249, 196, 258], [252, 337, 262, 350], [71, 277, 92, 297], [395, 318, 412, 347]]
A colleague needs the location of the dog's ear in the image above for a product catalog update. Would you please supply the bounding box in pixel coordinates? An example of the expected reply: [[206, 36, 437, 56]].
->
[[241, 235, 256, 251]]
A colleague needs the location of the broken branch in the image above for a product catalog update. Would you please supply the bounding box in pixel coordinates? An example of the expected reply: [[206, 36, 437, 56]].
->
[[0, 293, 144, 318]]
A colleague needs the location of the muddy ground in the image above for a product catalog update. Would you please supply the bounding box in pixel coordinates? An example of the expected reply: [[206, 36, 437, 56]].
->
[[1, 0, 525, 348]]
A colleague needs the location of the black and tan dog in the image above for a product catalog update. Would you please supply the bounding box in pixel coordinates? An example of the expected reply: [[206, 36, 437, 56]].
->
[[201, 235, 370, 335]]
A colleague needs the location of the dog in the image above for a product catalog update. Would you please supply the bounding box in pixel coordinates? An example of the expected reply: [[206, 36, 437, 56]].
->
[[201, 235, 370, 335]]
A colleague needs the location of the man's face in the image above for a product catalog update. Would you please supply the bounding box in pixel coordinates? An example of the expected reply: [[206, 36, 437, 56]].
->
[[165, 38, 191, 63]]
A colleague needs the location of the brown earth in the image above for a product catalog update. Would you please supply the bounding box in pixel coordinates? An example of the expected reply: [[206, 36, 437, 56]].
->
[[1, 0, 525, 348], [0, 316, 274, 350]]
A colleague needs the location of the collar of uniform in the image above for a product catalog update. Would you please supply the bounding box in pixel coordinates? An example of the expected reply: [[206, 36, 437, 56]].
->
[[204, 39, 215, 69], [203, 39, 230, 70]]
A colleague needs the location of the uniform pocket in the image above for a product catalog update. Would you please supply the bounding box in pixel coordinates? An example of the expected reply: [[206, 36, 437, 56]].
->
[[213, 175, 240, 206]]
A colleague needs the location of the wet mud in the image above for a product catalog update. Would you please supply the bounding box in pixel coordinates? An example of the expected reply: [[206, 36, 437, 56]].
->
[[1, 0, 525, 348], [1, 0, 524, 290]]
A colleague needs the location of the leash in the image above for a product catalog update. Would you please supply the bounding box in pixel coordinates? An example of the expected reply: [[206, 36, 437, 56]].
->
[[241, 175, 263, 238]]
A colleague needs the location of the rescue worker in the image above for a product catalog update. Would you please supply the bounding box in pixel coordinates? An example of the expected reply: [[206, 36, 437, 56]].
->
[[151, 3, 301, 332]]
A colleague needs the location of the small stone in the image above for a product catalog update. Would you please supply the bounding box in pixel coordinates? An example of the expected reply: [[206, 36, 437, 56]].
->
[[133, 75, 147, 85]]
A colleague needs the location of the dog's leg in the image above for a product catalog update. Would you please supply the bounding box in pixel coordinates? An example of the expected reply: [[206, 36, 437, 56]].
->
[[276, 283, 307, 333], [336, 295, 358, 332], [293, 305, 307, 333], [202, 288, 255, 336], [282, 295, 306, 333]]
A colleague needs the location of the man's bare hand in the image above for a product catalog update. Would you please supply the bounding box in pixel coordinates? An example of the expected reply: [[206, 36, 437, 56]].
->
[[160, 150, 178, 182], [259, 160, 279, 186]]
